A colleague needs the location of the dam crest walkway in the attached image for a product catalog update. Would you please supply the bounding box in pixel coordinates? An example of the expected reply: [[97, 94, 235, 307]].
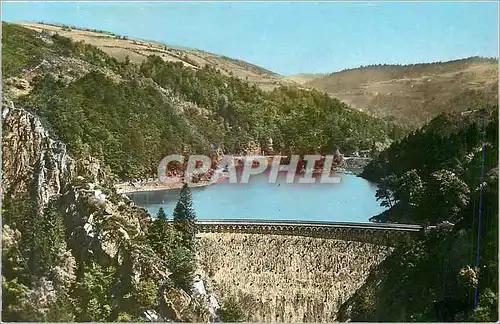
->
[[194, 219, 426, 245]]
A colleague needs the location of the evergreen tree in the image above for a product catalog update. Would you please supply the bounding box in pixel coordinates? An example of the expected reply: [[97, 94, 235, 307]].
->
[[375, 174, 398, 209], [172, 183, 197, 250], [2, 277, 31, 321], [167, 242, 196, 292], [28, 204, 66, 277], [157, 207, 167, 221], [148, 207, 169, 257], [148, 197, 197, 292], [423, 169, 470, 224], [168, 184, 197, 292], [73, 263, 115, 322], [218, 295, 245, 322]]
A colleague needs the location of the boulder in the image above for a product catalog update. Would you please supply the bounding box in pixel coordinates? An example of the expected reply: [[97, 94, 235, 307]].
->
[[161, 289, 191, 321], [101, 239, 119, 259]]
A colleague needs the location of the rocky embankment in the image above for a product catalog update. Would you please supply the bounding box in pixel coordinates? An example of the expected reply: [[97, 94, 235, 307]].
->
[[196, 232, 393, 322], [1, 100, 217, 321]]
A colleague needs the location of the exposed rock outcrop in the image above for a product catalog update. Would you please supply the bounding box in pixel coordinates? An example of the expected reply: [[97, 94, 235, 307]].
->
[[1, 101, 206, 321], [2, 99, 74, 208]]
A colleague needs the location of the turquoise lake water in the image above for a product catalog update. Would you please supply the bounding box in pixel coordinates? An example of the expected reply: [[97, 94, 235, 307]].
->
[[126, 172, 385, 223]]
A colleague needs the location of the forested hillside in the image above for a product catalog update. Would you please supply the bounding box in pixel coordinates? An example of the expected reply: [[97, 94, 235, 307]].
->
[[4, 22, 401, 181], [341, 108, 498, 321], [17, 21, 299, 91], [0, 22, 402, 322], [2, 21, 497, 323]]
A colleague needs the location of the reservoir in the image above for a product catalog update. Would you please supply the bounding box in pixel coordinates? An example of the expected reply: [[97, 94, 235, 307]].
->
[[126, 172, 385, 223]]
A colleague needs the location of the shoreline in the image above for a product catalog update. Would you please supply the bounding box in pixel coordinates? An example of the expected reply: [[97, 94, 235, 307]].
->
[[116, 169, 365, 194], [116, 179, 215, 194], [115, 155, 371, 194]]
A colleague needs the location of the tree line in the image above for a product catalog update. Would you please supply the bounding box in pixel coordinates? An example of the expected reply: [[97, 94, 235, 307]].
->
[[4, 21, 405, 182], [346, 108, 498, 321]]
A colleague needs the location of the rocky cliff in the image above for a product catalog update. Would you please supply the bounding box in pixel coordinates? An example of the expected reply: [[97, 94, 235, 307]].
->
[[2, 99, 74, 208], [1, 100, 215, 321]]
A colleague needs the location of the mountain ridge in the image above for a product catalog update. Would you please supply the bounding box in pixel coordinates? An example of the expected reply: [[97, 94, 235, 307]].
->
[[15, 21, 498, 128], [16, 21, 298, 91], [298, 56, 498, 127]]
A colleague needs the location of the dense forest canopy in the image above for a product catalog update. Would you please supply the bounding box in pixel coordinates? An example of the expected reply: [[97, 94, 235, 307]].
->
[[3, 22, 404, 180], [350, 108, 498, 321]]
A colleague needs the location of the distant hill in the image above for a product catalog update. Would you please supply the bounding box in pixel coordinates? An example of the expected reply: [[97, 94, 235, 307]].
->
[[18, 22, 299, 91], [16, 22, 498, 128], [286, 73, 325, 85], [3, 21, 397, 180], [294, 57, 498, 127]]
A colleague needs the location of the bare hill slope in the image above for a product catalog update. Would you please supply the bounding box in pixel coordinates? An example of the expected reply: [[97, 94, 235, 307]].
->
[[297, 58, 498, 127], [18, 22, 298, 91], [19, 22, 498, 127]]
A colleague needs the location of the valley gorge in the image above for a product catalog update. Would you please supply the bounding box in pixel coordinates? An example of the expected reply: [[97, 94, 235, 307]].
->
[[1, 18, 498, 323], [0, 100, 404, 322]]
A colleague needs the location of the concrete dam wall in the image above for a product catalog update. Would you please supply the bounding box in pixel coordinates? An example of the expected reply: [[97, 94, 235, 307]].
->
[[196, 220, 423, 246], [195, 224, 404, 322], [195, 221, 423, 322]]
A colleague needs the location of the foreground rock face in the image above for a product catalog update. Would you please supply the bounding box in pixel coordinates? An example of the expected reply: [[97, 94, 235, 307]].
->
[[1, 101, 212, 321], [197, 232, 393, 322], [2, 99, 74, 207], [1, 101, 145, 267]]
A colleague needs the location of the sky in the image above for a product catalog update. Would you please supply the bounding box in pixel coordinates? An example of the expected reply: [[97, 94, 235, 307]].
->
[[2, 1, 499, 75]]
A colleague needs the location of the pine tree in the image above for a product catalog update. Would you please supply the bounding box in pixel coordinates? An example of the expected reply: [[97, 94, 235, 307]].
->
[[148, 207, 169, 257], [218, 295, 245, 322], [172, 183, 197, 250], [169, 184, 197, 292], [156, 207, 167, 221], [73, 263, 115, 321], [28, 204, 66, 277], [167, 243, 195, 292], [147, 203, 196, 291]]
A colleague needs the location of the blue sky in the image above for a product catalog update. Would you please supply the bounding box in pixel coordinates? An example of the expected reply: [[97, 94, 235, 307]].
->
[[2, 1, 498, 75]]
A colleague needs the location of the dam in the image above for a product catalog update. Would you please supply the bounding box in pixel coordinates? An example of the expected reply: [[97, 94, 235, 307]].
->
[[129, 173, 422, 321], [194, 220, 424, 322]]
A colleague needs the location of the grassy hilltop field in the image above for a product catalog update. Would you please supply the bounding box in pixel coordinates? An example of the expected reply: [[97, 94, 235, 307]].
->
[[16, 22, 498, 129]]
